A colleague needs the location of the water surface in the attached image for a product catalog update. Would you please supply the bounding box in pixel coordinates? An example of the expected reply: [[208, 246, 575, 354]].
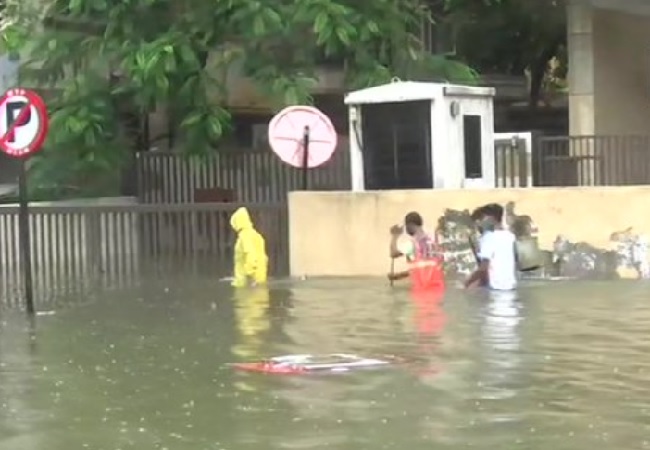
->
[[2, 278, 650, 449]]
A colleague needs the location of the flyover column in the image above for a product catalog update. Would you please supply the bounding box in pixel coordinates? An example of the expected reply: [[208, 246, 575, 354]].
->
[[566, 0, 598, 184], [567, 0, 595, 136]]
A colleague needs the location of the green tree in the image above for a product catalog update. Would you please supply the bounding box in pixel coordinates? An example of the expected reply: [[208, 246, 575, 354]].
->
[[439, 0, 566, 107], [0, 0, 479, 198]]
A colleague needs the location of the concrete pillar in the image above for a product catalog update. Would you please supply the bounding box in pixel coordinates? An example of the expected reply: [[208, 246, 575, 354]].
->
[[567, 0, 595, 136]]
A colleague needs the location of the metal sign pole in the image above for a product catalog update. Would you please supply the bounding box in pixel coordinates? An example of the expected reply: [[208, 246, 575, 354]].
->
[[18, 159, 34, 315], [302, 126, 310, 190]]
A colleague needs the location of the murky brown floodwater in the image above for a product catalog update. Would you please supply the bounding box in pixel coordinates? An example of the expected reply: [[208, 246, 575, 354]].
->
[[2, 277, 650, 449]]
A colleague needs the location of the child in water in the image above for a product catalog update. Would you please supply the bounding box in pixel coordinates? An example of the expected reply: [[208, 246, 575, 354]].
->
[[229, 207, 268, 287]]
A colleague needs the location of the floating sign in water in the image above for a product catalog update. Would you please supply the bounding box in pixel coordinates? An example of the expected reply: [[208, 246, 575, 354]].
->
[[231, 353, 391, 375]]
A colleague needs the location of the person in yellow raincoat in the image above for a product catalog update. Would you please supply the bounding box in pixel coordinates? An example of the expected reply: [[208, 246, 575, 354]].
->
[[229, 207, 268, 287]]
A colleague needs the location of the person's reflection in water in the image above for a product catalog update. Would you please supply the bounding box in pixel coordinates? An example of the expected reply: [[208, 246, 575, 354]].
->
[[479, 289, 524, 401], [232, 286, 270, 392], [231, 286, 295, 392], [483, 289, 522, 353], [410, 287, 446, 378], [232, 286, 271, 359]]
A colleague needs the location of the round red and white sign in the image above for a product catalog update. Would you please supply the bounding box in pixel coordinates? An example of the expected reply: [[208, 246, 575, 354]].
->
[[0, 88, 49, 158]]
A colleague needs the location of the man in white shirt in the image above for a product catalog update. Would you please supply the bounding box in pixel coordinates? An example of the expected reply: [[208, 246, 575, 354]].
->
[[464, 203, 517, 291]]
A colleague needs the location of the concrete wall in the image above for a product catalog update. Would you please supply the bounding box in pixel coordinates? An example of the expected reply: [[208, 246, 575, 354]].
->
[[288, 187, 650, 279], [568, 2, 650, 135]]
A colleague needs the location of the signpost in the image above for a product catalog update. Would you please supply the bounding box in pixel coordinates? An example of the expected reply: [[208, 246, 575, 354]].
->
[[0, 88, 49, 315], [268, 105, 338, 190]]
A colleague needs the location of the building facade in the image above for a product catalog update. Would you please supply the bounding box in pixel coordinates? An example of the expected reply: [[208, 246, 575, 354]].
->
[[568, 0, 650, 135]]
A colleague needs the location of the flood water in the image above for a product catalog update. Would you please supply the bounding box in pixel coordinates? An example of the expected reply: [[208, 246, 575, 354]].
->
[[2, 277, 650, 449]]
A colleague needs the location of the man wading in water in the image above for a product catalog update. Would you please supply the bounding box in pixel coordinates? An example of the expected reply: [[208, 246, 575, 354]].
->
[[388, 212, 445, 290], [465, 203, 517, 291]]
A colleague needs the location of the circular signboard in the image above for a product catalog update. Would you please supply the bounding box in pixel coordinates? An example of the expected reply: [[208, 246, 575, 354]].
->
[[0, 88, 49, 158], [268, 105, 337, 168]]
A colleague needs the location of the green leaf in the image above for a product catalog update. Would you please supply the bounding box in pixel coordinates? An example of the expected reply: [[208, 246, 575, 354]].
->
[[262, 7, 282, 28], [69, 0, 84, 14], [93, 0, 108, 12], [252, 15, 266, 36], [335, 27, 351, 46], [314, 12, 330, 34], [155, 74, 169, 93], [181, 112, 203, 128], [143, 52, 161, 78], [316, 25, 333, 46], [366, 21, 380, 34], [207, 116, 223, 138], [84, 129, 97, 146], [135, 51, 147, 69]]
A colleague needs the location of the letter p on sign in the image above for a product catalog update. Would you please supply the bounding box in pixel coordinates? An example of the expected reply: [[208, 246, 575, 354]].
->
[[5, 100, 32, 143]]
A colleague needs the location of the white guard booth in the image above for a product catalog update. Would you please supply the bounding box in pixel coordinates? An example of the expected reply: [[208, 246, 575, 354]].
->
[[344, 80, 496, 190]]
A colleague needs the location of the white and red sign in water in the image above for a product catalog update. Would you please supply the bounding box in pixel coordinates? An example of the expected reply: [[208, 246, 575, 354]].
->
[[268, 105, 338, 169], [0, 88, 49, 158], [231, 353, 391, 374]]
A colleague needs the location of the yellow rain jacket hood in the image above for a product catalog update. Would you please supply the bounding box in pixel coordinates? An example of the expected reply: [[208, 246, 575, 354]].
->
[[230, 206, 253, 232], [230, 207, 268, 287]]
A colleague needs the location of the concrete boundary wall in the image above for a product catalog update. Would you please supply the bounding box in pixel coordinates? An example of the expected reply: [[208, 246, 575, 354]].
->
[[289, 187, 650, 279]]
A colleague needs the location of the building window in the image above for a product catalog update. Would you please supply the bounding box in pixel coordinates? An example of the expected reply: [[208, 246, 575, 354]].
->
[[463, 115, 482, 178]]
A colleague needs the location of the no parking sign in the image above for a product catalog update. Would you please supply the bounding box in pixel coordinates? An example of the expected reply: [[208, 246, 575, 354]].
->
[[0, 88, 49, 158], [0, 87, 50, 316]]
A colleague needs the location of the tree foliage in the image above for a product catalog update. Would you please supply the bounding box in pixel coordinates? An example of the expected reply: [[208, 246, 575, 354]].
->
[[448, 0, 567, 106], [0, 0, 480, 197]]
